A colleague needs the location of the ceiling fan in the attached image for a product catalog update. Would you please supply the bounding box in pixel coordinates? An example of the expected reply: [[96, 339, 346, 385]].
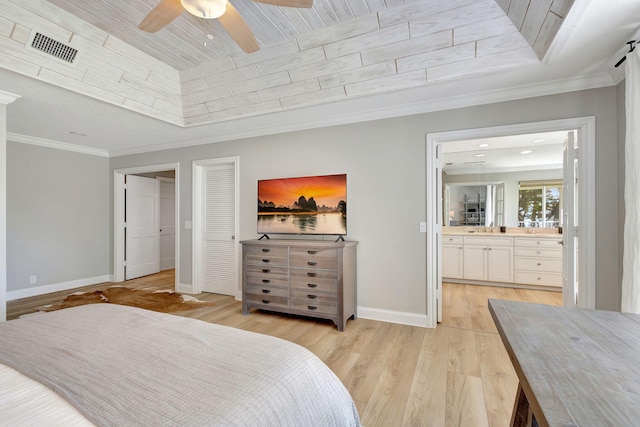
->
[[139, 0, 313, 53]]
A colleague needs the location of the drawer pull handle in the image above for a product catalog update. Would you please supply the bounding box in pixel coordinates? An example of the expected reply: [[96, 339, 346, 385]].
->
[[537, 263, 541, 266], [262, 248, 270, 253], [262, 299, 271, 304], [262, 279, 271, 284], [308, 305, 318, 310], [307, 294, 318, 299], [308, 250, 317, 254], [536, 241, 541, 245], [537, 277, 541, 280], [262, 269, 270, 273], [307, 272, 317, 277], [262, 289, 271, 294], [262, 259, 270, 263], [307, 283, 318, 288], [307, 261, 317, 266]]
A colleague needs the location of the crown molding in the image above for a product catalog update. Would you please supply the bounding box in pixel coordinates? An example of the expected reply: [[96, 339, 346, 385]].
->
[[108, 71, 615, 157], [7, 133, 109, 157], [0, 90, 20, 105]]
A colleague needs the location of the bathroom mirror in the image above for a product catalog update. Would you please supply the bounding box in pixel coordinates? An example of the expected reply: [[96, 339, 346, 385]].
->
[[441, 131, 565, 228]]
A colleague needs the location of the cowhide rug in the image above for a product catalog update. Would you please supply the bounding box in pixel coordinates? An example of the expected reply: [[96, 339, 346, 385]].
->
[[37, 286, 215, 314]]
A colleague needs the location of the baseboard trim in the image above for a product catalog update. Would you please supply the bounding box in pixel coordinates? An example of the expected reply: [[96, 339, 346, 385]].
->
[[176, 283, 194, 294], [7, 275, 112, 301], [357, 306, 430, 328]]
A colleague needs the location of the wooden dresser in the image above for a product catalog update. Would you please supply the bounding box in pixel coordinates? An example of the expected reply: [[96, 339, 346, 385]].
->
[[240, 239, 358, 331]]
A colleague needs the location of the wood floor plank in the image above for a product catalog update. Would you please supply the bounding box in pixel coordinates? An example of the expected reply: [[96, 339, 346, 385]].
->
[[442, 284, 473, 330], [446, 371, 490, 427], [5, 272, 565, 427], [402, 325, 450, 427], [448, 327, 481, 377], [360, 324, 425, 427], [475, 330, 519, 427]]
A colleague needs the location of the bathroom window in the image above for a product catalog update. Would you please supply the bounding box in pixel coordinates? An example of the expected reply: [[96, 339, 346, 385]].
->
[[518, 180, 562, 228]]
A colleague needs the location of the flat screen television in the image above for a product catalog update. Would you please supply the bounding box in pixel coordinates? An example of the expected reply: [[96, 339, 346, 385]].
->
[[258, 174, 347, 236]]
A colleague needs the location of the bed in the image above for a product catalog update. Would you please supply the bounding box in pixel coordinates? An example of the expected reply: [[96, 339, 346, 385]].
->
[[0, 304, 362, 426]]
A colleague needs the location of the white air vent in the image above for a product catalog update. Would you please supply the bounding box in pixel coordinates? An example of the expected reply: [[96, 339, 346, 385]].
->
[[31, 33, 78, 64]]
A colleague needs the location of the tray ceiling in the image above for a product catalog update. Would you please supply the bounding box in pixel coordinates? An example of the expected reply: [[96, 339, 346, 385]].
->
[[1, 0, 572, 127]]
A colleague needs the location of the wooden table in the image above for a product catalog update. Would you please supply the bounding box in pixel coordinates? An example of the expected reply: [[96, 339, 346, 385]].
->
[[488, 299, 640, 427]]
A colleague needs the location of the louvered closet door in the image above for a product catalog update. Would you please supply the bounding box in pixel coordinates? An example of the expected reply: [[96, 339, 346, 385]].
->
[[201, 163, 237, 295]]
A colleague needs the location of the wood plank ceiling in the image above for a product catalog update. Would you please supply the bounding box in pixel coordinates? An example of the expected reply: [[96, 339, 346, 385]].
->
[[1, 0, 574, 126]]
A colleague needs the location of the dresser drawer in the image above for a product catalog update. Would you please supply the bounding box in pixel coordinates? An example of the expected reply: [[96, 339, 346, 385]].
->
[[514, 238, 562, 248], [247, 285, 288, 299], [515, 248, 563, 258], [245, 246, 289, 258], [290, 247, 338, 269], [290, 288, 337, 303], [515, 257, 563, 273], [290, 269, 338, 293], [246, 295, 289, 309], [290, 298, 337, 315], [515, 271, 563, 287], [246, 265, 288, 287], [246, 254, 288, 267]]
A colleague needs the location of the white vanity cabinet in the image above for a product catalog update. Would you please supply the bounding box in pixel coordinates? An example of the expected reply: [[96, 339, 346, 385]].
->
[[514, 237, 563, 287], [442, 235, 464, 279], [463, 236, 514, 283]]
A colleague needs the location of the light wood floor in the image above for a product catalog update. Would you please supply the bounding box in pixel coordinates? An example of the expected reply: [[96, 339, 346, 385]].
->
[[7, 272, 562, 427]]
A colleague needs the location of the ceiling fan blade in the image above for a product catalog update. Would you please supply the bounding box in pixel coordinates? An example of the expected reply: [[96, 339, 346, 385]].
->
[[139, 0, 184, 33], [252, 0, 313, 7], [219, 3, 260, 53]]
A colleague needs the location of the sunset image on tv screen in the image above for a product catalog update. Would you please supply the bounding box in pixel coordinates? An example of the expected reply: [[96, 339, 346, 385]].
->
[[257, 174, 347, 235]]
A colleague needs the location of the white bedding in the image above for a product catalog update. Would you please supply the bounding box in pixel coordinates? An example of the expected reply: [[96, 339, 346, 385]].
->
[[0, 304, 361, 426], [0, 363, 94, 426]]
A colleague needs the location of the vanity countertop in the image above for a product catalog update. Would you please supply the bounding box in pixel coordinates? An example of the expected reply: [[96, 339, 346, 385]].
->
[[443, 228, 561, 238]]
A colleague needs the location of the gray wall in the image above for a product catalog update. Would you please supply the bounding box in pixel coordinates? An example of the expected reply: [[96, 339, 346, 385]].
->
[[111, 86, 621, 313], [7, 142, 110, 292]]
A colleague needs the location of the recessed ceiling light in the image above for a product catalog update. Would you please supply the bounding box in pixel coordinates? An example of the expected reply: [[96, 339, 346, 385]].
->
[[474, 153, 485, 157], [533, 139, 545, 143], [478, 143, 489, 148], [521, 150, 533, 154]]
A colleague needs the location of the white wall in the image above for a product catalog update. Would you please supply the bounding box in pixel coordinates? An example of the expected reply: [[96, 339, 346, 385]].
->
[[111, 86, 622, 314], [6, 142, 110, 296]]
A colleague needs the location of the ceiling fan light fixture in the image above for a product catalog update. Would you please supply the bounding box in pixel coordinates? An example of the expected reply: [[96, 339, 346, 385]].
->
[[181, 0, 228, 19]]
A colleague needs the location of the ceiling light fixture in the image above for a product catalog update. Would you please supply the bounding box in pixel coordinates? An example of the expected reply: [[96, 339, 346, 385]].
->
[[533, 139, 545, 143], [181, 0, 228, 19], [521, 150, 533, 154], [478, 143, 489, 148], [474, 153, 485, 157]]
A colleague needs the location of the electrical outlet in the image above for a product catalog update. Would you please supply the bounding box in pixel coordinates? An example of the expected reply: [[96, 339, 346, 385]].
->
[[419, 222, 427, 233], [29, 275, 37, 284]]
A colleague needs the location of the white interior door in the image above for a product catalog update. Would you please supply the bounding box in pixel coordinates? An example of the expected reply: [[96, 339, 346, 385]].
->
[[158, 177, 175, 271], [194, 160, 238, 296], [125, 175, 160, 280], [563, 131, 578, 306]]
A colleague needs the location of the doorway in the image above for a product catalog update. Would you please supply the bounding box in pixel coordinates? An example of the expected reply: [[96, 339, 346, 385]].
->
[[426, 118, 596, 328], [113, 163, 181, 290]]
